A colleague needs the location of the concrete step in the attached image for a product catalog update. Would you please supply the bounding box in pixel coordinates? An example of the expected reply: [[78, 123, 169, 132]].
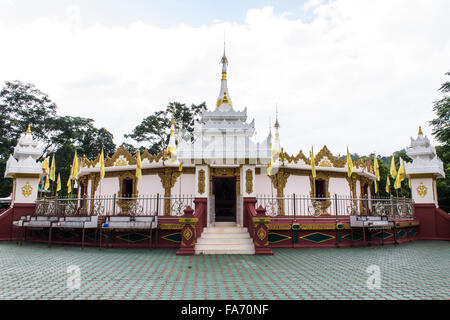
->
[[214, 222, 237, 227], [202, 227, 249, 234], [195, 243, 256, 255], [195, 224, 255, 255], [196, 237, 253, 245], [195, 249, 256, 255], [201, 232, 250, 239]]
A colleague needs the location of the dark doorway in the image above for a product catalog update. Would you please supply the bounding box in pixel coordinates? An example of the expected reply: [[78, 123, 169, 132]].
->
[[213, 177, 236, 222]]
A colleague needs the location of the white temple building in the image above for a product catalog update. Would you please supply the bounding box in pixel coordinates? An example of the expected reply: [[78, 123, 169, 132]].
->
[[75, 49, 378, 227]]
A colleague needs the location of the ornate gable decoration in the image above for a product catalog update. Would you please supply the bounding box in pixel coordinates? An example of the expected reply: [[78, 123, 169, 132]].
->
[[141, 150, 164, 164], [105, 145, 136, 167], [81, 155, 92, 168], [282, 150, 309, 165], [90, 153, 101, 168], [315, 146, 345, 168]]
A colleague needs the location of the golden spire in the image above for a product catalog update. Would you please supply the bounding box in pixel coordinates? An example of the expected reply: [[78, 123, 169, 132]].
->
[[418, 126, 423, 135], [274, 105, 280, 130], [26, 124, 31, 135], [170, 118, 175, 136]]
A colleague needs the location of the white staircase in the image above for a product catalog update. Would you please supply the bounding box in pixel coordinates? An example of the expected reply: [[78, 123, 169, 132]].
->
[[195, 222, 255, 255]]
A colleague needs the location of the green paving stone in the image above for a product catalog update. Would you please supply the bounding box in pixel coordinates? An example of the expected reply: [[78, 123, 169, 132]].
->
[[0, 240, 448, 300]]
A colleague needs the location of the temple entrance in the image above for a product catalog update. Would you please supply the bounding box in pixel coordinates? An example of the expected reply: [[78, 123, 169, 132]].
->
[[213, 177, 236, 222]]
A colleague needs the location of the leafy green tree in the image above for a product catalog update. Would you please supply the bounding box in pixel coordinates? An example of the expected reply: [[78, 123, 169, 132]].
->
[[0, 81, 116, 197], [125, 102, 207, 154], [429, 70, 450, 212]]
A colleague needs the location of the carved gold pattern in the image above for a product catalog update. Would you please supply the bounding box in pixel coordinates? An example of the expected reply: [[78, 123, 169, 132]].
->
[[257, 228, 267, 241], [158, 168, 181, 215], [268, 224, 292, 230], [118, 171, 138, 197], [269, 168, 290, 215], [319, 158, 332, 167], [159, 224, 183, 230], [315, 146, 346, 168], [416, 182, 427, 198], [21, 182, 33, 198], [105, 145, 137, 167], [210, 167, 240, 197], [78, 176, 89, 197], [245, 169, 253, 194], [282, 150, 309, 164], [300, 224, 336, 230], [183, 228, 193, 241], [114, 158, 128, 167], [198, 170, 206, 195]]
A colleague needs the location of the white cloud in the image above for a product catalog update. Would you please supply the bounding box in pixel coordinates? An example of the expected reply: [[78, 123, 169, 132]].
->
[[0, 0, 449, 157]]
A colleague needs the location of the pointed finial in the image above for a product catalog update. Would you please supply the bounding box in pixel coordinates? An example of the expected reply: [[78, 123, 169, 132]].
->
[[26, 124, 31, 135], [274, 105, 280, 129], [418, 126, 423, 135]]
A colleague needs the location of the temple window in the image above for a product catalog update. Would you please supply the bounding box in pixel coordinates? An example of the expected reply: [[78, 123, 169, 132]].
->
[[315, 179, 326, 198], [122, 178, 134, 197]]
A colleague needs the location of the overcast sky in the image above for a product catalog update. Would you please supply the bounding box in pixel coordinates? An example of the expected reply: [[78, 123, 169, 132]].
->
[[0, 0, 449, 157]]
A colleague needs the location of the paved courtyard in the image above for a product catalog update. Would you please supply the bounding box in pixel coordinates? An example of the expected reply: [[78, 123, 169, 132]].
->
[[0, 240, 448, 300]]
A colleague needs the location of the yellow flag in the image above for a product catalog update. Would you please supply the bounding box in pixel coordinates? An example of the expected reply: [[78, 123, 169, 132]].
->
[[44, 175, 50, 191], [67, 176, 72, 194], [310, 147, 316, 179], [408, 177, 411, 189], [179, 162, 183, 172], [394, 160, 405, 189], [386, 175, 390, 194], [56, 173, 61, 193], [346, 147, 354, 178], [71, 151, 78, 180], [49, 154, 56, 181], [136, 150, 142, 180], [374, 156, 380, 181], [390, 155, 397, 179], [374, 180, 378, 194], [42, 157, 49, 175], [100, 148, 105, 180]]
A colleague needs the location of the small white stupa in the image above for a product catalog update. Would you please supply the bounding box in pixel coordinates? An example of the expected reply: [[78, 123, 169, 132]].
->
[[405, 126, 445, 206], [4, 125, 45, 204]]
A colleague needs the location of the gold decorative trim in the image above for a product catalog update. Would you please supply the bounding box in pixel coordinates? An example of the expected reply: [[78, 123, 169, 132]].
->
[[300, 224, 336, 230], [269, 168, 290, 215], [198, 169, 205, 195], [118, 171, 138, 197], [315, 146, 346, 168], [268, 224, 292, 230], [179, 218, 198, 224], [282, 150, 309, 164], [253, 217, 271, 224], [245, 169, 253, 194], [105, 145, 137, 167], [159, 224, 183, 230], [158, 168, 181, 215]]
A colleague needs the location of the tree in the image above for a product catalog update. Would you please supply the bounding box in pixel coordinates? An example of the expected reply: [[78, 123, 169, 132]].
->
[[429, 70, 450, 212], [125, 102, 207, 154], [0, 81, 116, 197]]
